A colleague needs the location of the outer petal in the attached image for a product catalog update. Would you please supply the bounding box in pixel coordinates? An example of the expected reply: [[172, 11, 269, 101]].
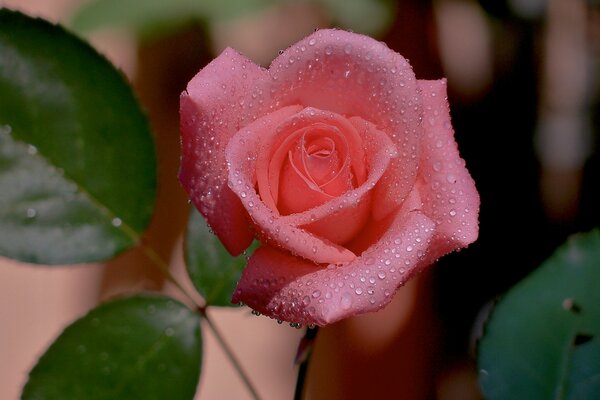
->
[[232, 209, 436, 326], [179, 48, 269, 255], [416, 79, 480, 260], [267, 29, 422, 219]]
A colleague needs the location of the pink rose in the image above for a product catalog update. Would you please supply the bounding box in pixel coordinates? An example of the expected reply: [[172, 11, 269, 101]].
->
[[180, 29, 479, 326]]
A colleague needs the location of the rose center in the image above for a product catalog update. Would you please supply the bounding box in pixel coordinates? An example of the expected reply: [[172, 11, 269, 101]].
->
[[299, 134, 343, 187], [275, 123, 354, 216]]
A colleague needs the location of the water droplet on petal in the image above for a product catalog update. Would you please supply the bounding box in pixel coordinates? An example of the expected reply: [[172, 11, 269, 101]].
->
[[340, 292, 352, 309]]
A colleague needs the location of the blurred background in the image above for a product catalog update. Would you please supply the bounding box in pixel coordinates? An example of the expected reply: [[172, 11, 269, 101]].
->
[[0, 0, 598, 399]]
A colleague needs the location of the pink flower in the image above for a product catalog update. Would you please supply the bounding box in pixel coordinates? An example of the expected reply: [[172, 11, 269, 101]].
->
[[180, 29, 479, 326]]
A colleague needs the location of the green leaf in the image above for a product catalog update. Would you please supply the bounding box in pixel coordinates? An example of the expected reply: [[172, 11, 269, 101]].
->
[[70, 0, 276, 39], [0, 10, 156, 264], [478, 230, 600, 400], [315, 0, 396, 35], [22, 294, 202, 400], [185, 207, 256, 307]]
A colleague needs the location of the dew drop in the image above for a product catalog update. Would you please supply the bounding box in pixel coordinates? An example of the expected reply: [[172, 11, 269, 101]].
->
[[378, 271, 386, 280], [449, 209, 457, 217], [355, 287, 363, 295], [111, 217, 122, 227], [312, 289, 321, 298], [340, 292, 352, 309], [308, 38, 316, 46], [26, 208, 37, 218]]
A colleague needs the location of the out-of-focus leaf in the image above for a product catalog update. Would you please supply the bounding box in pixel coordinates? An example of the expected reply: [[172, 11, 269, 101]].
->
[[0, 9, 156, 264], [478, 230, 600, 399], [315, 0, 396, 35], [70, 0, 277, 39]]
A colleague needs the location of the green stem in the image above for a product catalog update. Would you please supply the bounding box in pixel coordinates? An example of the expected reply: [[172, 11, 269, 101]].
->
[[140, 242, 262, 400], [139, 242, 203, 308], [200, 308, 263, 400]]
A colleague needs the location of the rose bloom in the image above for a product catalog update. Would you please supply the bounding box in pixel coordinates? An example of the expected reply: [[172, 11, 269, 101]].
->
[[180, 29, 479, 326]]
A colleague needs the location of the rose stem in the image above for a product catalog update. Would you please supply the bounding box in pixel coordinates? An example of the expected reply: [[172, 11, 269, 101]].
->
[[294, 326, 320, 400], [139, 241, 263, 400]]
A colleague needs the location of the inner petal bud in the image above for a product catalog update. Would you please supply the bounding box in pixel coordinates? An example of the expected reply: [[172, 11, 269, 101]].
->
[[302, 136, 340, 187], [278, 124, 353, 215]]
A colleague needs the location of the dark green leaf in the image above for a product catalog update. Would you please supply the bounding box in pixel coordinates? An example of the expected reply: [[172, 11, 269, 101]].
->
[[0, 10, 156, 264], [70, 0, 276, 39], [185, 207, 256, 307], [22, 294, 202, 400], [478, 230, 600, 400]]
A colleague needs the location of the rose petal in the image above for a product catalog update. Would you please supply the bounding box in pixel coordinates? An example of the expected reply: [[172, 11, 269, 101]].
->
[[416, 79, 480, 259], [258, 108, 367, 214], [282, 116, 397, 228], [280, 116, 397, 244], [179, 48, 269, 255], [268, 29, 422, 219], [226, 107, 357, 264], [232, 210, 436, 325], [277, 124, 353, 215], [277, 153, 335, 215]]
